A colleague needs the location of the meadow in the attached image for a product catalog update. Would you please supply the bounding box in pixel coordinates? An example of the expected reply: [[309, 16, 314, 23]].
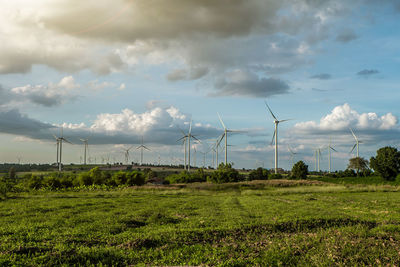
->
[[1, 180, 400, 266]]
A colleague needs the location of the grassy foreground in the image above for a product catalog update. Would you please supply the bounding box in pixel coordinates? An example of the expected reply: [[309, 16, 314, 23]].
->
[[1, 180, 400, 266]]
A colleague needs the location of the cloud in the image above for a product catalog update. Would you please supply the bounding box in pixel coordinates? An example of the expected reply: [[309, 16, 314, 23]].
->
[[9, 76, 80, 107], [357, 69, 379, 77], [211, 69, 290, 98], [310, 73, 332, 80], [293, 103, 397, 133], [0, 105, 224, 145], [336, 28, 358, 43], [117, 83, 126, 91], [167, 66, 209, 81], [87, 80, 114, 91]]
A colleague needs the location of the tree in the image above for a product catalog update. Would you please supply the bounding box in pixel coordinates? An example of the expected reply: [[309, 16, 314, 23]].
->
[[370, 146, 400, 181], [208, 163, 243, 183], [248, 167, 269, 181], [291, 161, 308, 179], [348, 157, 369, 176]]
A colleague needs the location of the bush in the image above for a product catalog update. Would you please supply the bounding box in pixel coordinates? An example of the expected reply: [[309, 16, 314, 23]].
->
[[77, 172, 93, 186], [343, 169, 356, 177], [269, 173, 282, 180], [112, 171, 127, 185], [27, 175, 44, 189], [165, 169, 208, 184], [126, 171, 145, 186], [208, 163, 243, 183], [248, 167, 269, 181], [291, 161, 308, 179], [370, 146, 400, 181]]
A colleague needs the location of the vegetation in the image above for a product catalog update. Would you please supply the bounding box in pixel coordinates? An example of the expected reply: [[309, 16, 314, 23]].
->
[[291, 160, 308, 179], [207, 163, 243, 183], [370, 146, 400, 180], [348, 157, 369, 175], [248, 167, 269, 180], [2, 182, 400, 265]]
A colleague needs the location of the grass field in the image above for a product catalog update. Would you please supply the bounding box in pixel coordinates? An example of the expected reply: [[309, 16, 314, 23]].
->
[[1, 180, 400, 265]]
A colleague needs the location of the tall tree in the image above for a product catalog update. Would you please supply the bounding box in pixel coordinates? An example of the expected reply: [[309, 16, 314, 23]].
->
[[370, 146, 400, 181], [348, 157, 368, 176]]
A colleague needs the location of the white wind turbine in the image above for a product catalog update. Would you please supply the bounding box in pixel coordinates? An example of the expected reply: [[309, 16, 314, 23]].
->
[[177, 127, 188, 170], [217, 113, 243, 166], [122, 146, 134, 165], [288, 145, 298, 168], [265, 101, 291, 174], [53, 127, 72, 172], [327, 139, 338, 173], [136, 136, 150, 166], [79, 138, 89, 165], [350, 128, 362, 158], [178, 120, 200, 171]]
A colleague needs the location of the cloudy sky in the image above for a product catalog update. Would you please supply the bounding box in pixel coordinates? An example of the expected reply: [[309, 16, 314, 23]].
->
[[1, 0, 400, 170]]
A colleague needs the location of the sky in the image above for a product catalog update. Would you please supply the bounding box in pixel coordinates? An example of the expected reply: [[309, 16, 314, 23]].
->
[[1, 0, 400, 171]]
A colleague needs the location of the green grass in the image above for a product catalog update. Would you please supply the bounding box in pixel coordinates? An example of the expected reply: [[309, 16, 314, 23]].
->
[[1, 181, 400, 265], [313, 175, 400, 185]]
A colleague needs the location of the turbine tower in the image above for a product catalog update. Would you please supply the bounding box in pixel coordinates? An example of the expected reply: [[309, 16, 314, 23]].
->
[[265, 101, 291, 174], [79, 138, 89, 165], [136, 136, 150, 166], [350, 128, 362, 158], [53, 127, 72, 172]]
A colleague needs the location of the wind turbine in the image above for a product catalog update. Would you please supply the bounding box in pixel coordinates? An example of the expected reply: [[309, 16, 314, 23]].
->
[[327, 139, 338, 173], [136, 136, 150, 166], [79, 138, 89, 165], [217, 113, 242, 166], [53, 127, 72, 172], [177, 126, 188, 170], [350, 128, 362, 158], [265, 101, 291, 174], [122, 146, 133, 165], [288, 145, 298, 168]]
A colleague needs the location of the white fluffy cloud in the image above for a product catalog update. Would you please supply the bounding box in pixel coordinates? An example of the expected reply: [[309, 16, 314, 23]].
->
[[9, 76, 80, 107], [294, 104, 397, 133]]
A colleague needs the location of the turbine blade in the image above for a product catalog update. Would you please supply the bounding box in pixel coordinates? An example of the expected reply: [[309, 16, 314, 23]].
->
[[189, 119, 192, 134], [349, 128, 358, 141], [143, 146, 150, 151], [176, 136, 186, 142], [279, 119, 293, 123], [217, 113, 226, 129], [270, 129, 276, 145], [177, 125, 186, 136], [350, 144, 357, 153], [330, 146, 338, 152], [192, 136, 201, 142], [62, 138, 73, 144], [264, 101, 278, 121]]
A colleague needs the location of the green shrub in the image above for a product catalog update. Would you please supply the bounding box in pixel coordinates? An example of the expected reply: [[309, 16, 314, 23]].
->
[[27, 175, 44, 189], [291, 161, 308, 179], [112, 171, 127, 185], [269, 173, 283, 180], [77, 172, 93, 186], [208, 163, 243, 184], [126, 171, 145, 186], [248, 167, 269, 181], [43, 175, 62, 189], [370, 146, 400, 181]]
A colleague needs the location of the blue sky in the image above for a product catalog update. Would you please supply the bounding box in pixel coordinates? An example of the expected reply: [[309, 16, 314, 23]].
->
[[0, 0, 400, 170]]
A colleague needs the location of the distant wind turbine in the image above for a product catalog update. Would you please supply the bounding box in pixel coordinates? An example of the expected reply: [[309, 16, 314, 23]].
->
[[288, 145, 298, 168], [217, 113, 243, 165], [79, 138, 89, 165], [327, 139, 338, 173], [53, 127, 73, 172], [122, 146, 134, 165], [265, 101, 291, 174], [136, 136, 150, 166], [350, 128, 362, 157]]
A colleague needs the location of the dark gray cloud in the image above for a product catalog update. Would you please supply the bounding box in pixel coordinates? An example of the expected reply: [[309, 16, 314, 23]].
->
[[211, 70, 289, 98], [357, 69, 379, 77], [336, 29, 358, 43], [310, 73, 332, 80], [0, 109, 55, 138]]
